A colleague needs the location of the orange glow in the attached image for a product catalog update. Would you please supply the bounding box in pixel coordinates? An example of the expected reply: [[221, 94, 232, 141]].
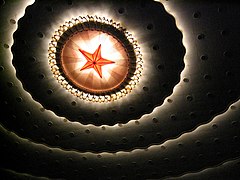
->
[[61, 30, 129, 94], [49, 16, 143, 102]]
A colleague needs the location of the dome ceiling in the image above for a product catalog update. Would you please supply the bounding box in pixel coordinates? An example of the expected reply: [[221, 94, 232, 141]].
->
[[0, 0, 240, 179]]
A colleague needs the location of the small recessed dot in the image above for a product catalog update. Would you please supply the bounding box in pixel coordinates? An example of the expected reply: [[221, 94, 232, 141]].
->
[[85, 129, 90, 134], [0, 66, 4, 71], [164, 158, 169, 163], [200, 55, 208, 60], [193, 11, 201, 18], [55, 135, 60, 140], [111, 109, 117, 114], [189, 112, 196, 119], [186, 95, 193, 102], [156, 132, 161, 139], [106, 140, 111, 146], [233, 136, 238, 142], [223, 51, 232, 58], [48, 121, 53, 127], [214, 138, 220, 143], [37, 32, 44, 38], [69, 132, 75, 137], [129, 106, 135, 112], [4, 44, 9, 48], [183, 78, 189, 83], [197, 34, 205, 40], [157, 64, 164, 71], [212, 124, 218, 129], [16, 97, 23, 102], [143, 86, 149, 91], [198, 154, 204, 159], [139, 135, 144, 141], [118, 8, 125, 14], [118, 123, 123, 127], [29, 56, 36, 62], [117, 164, 122, 169], [152, 118, 158, 123], [33, 125, 39, 129], [135, 120, 140, 125], [161, 145, 166, 150], [94, 112, 99, 118], [204, 74, 211, 80], [207, 92, 214, 98], [25, 111, 31, 117], [153, 45, 159, 50], [218, 7, 223, 13], [10, 19, 16, 24], [131, 162, 137, 167], [71, 101, 76, 106], [180, 156, 186, 161], [38, 74, 45, 79], [7, 82, 13, 87], [195, 140, 201, 146], [221, 30, 228, 36], [146, 24, 153, 30], [225, 71, 233, 77], [148, 160, 153, 165], [170, 114, 177, 121], [147, 103, 151, 108], [122, 137, 128, 143], [178, 143, 183, 148], [167, 99, 173, 103], [47, 89, 53, 95]]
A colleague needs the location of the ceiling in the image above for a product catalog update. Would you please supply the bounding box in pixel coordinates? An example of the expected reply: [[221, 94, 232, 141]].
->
[[0, 0, 240, 179]]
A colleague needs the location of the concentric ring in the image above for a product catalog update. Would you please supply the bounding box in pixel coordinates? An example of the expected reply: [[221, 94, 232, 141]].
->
[[49, 16, 143, 102], [11, 0, 185, 125], [2, 1, 240, 179]]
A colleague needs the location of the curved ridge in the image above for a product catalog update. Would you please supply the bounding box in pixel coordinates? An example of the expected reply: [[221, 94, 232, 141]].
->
[[0, 96, 239, 154]]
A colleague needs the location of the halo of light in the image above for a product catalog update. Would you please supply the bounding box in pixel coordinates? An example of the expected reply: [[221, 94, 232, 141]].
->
[[48, 16, 143, 103]]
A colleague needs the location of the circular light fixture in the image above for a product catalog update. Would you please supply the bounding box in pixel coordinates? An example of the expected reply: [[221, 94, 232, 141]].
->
[[48, 16, 143, 103]]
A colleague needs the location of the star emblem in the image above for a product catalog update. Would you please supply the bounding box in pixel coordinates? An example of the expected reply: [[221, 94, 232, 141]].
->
[[79, 44, 115, 78]]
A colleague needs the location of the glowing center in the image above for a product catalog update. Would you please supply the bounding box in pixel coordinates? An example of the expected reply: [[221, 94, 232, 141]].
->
[[60, 30, 129, 94], [79, 44, 115, 78]]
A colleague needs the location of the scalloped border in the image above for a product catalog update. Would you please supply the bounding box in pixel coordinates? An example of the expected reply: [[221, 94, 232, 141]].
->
[[48, 16, 143, 103]]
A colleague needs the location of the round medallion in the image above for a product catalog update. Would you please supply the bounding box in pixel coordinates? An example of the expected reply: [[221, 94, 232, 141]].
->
[[49, 16, 143, 102], [61, 30, 129, 93]]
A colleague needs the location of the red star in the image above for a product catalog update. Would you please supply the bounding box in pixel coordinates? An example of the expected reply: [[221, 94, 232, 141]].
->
[[79, 44, 115, 78]]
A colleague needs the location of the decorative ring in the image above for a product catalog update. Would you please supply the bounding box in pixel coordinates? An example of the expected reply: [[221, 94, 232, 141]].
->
[[48, 16, 143, 103]]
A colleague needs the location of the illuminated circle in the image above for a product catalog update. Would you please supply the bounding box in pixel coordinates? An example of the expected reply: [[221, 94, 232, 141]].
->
[[49, 16, 143, 102], [61, 31, 128, 93]]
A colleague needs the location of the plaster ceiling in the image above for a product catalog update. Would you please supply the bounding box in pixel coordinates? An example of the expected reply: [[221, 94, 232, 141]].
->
[[0, 0, 240, 179]]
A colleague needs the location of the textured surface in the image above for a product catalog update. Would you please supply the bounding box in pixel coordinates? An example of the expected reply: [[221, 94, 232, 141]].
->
[[0, 0, 240, 179]]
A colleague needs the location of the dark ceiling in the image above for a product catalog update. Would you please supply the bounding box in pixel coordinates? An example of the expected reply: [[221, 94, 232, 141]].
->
[[0, 0, 240, 179]]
